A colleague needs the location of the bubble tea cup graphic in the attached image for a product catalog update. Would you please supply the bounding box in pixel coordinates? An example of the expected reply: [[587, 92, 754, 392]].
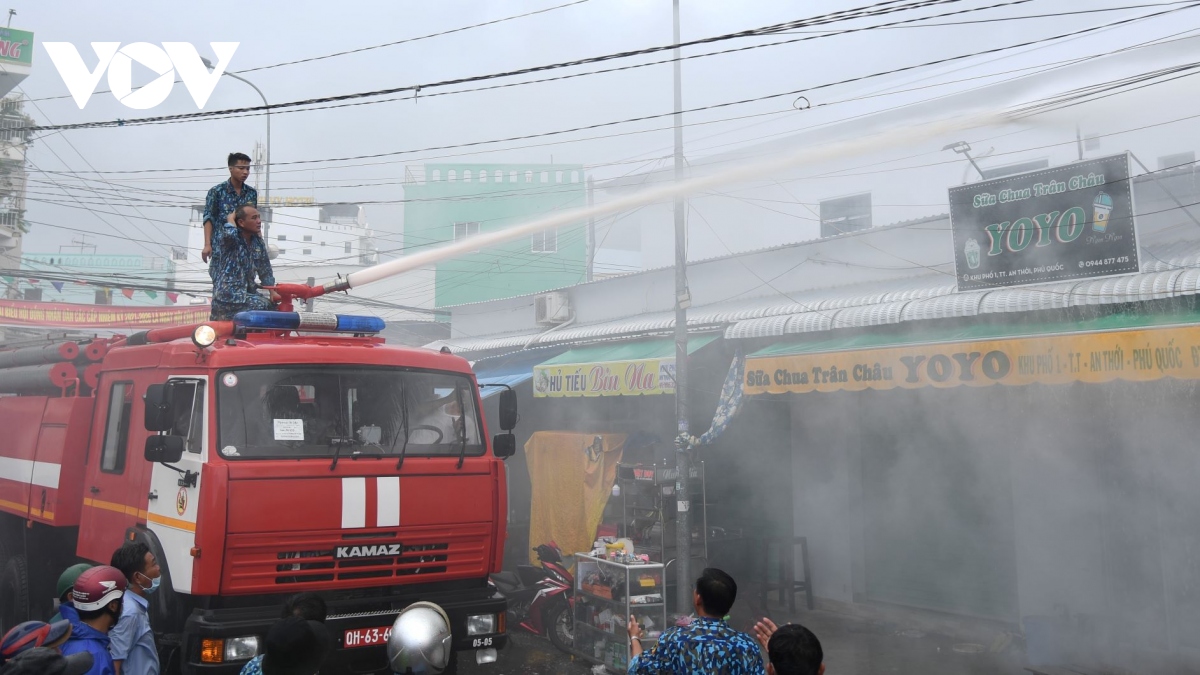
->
[[965, 237, 981, 270], [1092, 191, 1113, 232]]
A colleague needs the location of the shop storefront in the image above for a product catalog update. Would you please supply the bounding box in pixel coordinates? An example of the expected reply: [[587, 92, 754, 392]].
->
[[743, 312, 1200, 653], [476, 336, 735, 568]]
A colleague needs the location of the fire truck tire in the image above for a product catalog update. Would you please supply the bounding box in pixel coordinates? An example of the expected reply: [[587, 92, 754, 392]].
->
[[544, 599, 573, 655], [0, 554, 30, 633]]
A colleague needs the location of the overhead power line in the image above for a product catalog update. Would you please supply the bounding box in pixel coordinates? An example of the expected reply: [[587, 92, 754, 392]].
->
[[21, 0, 996, 132], [25, 2, 1200, 180], [25, 0, 595, 104]]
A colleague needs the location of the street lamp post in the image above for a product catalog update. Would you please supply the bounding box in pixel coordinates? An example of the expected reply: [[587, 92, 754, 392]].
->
[[202, 58, 270, 238]]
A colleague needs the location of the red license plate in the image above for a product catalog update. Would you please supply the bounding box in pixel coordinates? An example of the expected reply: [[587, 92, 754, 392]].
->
[[343, 625, 393, 649]]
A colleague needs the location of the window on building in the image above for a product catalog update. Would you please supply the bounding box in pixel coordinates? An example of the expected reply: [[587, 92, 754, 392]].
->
[[303, 249, 312, 255], [171, 247, 188, 261], [819, 193, 872, 238], [344, 242, 352, 254], [454, 221, 481, 241], [23, 288, 41, 301], [1084, 134, 1101, 151], [1158, 151, 1195, 170], [277, 234, 287, 241], [980, 159, 1049, 180], [303, 235, 312, 242], [531, 228, 558, 253], [278, 249, 287, 255], [101, 382, 133, 474], [95, 289, 112, 305]]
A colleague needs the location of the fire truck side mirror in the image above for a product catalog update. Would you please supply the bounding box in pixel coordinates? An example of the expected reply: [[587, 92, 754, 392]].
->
[[144, 383, 174, 432], [492, 433, 516, 459], [498, 389, 518, 431], [145, 435, 185, 464]]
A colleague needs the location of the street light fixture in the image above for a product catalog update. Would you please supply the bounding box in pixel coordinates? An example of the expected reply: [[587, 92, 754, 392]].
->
[[943, 141, 985, 181], [201, 57, 271, 238]]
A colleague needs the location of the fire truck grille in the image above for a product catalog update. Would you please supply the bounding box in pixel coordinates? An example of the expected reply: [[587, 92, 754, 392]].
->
[[223, 524, 490, 592]]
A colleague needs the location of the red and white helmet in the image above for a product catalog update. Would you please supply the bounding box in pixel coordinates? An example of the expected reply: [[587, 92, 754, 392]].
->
[[71, 565, 127, 612]]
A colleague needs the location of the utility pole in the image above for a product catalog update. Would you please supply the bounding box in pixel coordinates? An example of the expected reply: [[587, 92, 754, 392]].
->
[[671, 0, 693, 618], [586, 175, 595, 282]]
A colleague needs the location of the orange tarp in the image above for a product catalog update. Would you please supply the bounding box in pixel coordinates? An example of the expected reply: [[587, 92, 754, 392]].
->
[[525, 431, 625, 565]]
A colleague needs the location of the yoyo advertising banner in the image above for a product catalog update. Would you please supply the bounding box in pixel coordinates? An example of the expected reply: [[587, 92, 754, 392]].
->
[[950, 153, 1139, 291]]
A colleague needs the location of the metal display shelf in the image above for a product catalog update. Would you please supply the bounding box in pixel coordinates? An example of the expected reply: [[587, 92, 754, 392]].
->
[[571, 554, 668, 674], [615, 461, 708, 577]]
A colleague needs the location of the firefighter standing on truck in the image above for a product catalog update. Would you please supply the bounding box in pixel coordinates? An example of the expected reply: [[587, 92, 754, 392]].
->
[[201, 152, 257, 268], [209, 204, 281, 321]]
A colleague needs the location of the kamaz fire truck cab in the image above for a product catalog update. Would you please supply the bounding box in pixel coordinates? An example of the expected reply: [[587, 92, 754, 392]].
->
[[0, 310, 516, 674]]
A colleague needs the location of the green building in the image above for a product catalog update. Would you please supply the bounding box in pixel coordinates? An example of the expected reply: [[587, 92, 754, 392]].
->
[[403, 163, 587, 307]]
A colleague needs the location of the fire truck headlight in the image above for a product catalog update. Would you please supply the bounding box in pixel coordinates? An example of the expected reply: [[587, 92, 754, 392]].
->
[[192, 324, 218, 349], [466, 613, 496, 636], [224, 635, 260, 661]]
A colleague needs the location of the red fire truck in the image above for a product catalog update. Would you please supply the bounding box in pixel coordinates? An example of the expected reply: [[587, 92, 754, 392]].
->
[[0, 304, 518, 673]]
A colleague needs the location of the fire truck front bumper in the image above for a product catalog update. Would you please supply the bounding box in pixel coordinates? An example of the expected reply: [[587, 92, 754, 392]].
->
[[179, 591, 508, 674]]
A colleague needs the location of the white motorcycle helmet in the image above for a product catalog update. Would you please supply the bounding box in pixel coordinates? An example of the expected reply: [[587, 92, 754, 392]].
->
[[387, 601, 453, 674]]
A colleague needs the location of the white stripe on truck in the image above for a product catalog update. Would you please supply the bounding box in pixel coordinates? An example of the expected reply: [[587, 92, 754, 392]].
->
[[377, 477, 400, 527], [0, 457, 60, 488], [341, 477, 366, 528]]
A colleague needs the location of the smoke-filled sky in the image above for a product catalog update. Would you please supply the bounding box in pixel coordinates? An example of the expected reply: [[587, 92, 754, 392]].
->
[[11, 0, 1195, 259]]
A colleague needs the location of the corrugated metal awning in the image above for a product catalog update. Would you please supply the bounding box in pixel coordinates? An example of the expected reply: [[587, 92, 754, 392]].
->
[[440, 239, 1200, 354]]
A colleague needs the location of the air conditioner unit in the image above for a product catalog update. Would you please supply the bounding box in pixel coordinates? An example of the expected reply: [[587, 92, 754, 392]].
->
[[535, 291, 571, 326]]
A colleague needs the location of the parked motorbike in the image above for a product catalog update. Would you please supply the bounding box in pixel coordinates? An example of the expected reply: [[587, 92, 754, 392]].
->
[[489, 543, 574, 653]]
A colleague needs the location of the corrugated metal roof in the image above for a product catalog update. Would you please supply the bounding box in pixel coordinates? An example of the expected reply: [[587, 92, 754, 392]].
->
[[441, 238, 1200, 353]]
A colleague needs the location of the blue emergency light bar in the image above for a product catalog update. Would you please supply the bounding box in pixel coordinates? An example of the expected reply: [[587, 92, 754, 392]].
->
[[232, 311, 386, 334]]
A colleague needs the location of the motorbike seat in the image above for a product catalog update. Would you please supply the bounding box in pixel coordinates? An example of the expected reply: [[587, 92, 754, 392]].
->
[[490, 571, 522, 594]]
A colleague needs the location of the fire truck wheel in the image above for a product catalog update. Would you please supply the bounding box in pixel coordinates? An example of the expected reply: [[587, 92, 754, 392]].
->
[[0, 554, 30, 633], [545, 600, 573, 655]]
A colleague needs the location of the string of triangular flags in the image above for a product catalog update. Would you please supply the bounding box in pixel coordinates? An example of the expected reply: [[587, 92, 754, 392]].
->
[[2, 276, 186, 304]]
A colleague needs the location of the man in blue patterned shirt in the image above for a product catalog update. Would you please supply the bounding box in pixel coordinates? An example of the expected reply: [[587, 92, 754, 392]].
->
[[628, 568, 764, 675], [201, 153, 258, 278], [210, 205, 279, 321]]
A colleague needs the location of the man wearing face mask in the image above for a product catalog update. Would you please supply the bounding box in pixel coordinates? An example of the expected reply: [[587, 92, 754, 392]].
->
[[60, 566, 127, 675], [107, 544, 161, 675]]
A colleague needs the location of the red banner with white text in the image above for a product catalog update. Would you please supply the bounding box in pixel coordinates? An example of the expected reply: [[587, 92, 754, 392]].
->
[[0, 300, 210, 329]]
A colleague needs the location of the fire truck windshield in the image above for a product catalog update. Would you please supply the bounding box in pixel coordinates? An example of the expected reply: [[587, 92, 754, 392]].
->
[[216, 366, 484, 460]]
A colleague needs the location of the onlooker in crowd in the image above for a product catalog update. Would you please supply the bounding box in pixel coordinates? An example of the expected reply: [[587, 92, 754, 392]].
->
[[1, 620, 73, 663], [202, 152, 258, 267], [51, 565, 94, 623], [239, 594, 328, 675], [753, 617, 825, 675], [109, 543, 162, 675], [60, 565, 126, 675], [241, 617, 332, 675], [0, 647, 93, 675], [627, 568, 763, 674]]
